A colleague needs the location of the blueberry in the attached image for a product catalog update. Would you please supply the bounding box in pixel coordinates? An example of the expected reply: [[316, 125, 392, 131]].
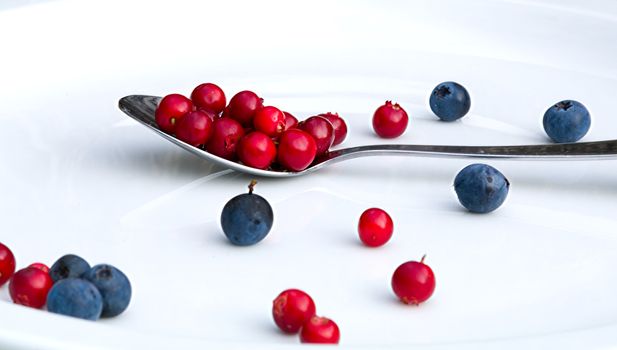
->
[[454, 164, 509, 213], [429, 81, 471, 121], [84, 264, 132, 318], [50, 254, 91, 283], [47, 278, 103, 320], [543, 100, 590, 143], [221, 181, 273, 246]]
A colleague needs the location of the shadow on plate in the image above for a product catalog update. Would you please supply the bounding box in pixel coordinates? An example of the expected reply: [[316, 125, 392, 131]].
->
[[86, 138, 227, 182]]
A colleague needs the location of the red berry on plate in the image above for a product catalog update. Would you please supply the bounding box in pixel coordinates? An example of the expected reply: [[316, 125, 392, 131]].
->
[[191, 83, 226, 114], [237, 131, 277, 169], [299, 116, 334, 156], [391, 256, 435, 305], [272, 289, 316, 334], [319, 112, 347, 146], [9, 267, 53, 309], [206, 117, 245, 160], [300, 315, 340, 344], [155, 94, 193, 134], [253, 106, 286, 137], [175, 110, 214, 147], [0, 242, 16, 287], [283, 112, 298, 131], [372, 101, 408, 138], [277, 129, 317, 172], [28, 263, 50, 274], [358, 208, 393, 247], [226, 90, 264, 127]]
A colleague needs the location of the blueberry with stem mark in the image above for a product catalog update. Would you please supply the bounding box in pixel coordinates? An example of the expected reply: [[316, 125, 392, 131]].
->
[[429, 82, 471, 121], [454, 164, 509, 213], [84, 264, 132, 318], [50, 254, 90, 283], [543, 100, 590, 143], [221, 180, 273, 246]]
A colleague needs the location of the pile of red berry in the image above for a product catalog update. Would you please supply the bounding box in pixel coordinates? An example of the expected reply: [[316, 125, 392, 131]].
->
[[272, 289, 340, 344], [155, 83, 349, 172]]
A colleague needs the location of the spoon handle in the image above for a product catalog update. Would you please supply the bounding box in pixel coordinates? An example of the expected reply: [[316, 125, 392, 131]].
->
[[317, 140, 617, 165], [119, 94, 617, 161]]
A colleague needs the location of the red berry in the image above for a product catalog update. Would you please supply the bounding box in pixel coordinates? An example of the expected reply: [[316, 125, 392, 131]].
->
[[299, 116, 334, 156], [175, 110, 214, 147], [226, 90, 264, 127], [372, 101, 409, 138], [253, 106, 286, 137], [191, 83, 226, 114], [300, 315, 340, 344], [358, 208, 393, 247], [272, 289, 316, 334], [155, 94, 193, 134], [237, 131, 277, 169], [28, 263, 50, 274], [201, 109, 217, 121], [283, 112, 298, 131], [206, 118, 245, 160], [391, 256, 435, 305], [277, 129, 317, 172], [9, 267, 53, 309], [319, 112, 347, 146], [0, 242, 16, 287]]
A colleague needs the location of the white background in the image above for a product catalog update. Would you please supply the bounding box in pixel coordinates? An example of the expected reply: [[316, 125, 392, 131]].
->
[[1, 1, 617, 349]]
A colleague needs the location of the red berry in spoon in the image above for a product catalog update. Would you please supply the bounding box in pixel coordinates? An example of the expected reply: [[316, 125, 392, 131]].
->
[[277, 129, 317, 172], [206, 118, 245, 160], [155, 94, 193, 134], [175, 110, 214, 147], [191, 83, 226, 114], [391, 256, 435, 305], [300, 315, 340, 344], [237, 131, 277, 169], [28, 263, 50, 274], [253, 106, 286, 137], [272, 289, 316, 334], [283, 112, 298, 131], [358, 208, 393, 247], [372, 101, 408, 138], [200, 109, 217, 121], [9, 267, 53, 309], [226, 90, 264, 127], [299, 116, 334, 156], [319, 112, 347, 146], [0, 242, 16, 287]]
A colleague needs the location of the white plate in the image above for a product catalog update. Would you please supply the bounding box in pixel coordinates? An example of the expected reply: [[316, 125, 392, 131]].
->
[[2, 0, 617, 349]]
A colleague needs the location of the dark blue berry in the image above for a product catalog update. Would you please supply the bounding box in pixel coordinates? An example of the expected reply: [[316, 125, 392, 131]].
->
[[50, 254, 91, 283], [543, 100, 590, 143], [429, 81, 471, 121], [47, 278, 103, 320], [454, 164, 509, 213], [84, 264, 132, 318], [221, 181, 273, 246]]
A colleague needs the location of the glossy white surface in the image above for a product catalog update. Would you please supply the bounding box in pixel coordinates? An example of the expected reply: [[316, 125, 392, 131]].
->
[[1, 0, 617, 349]]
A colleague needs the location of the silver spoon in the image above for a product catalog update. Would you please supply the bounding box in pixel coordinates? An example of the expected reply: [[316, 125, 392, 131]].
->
[[119, 95, 617, 178]]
